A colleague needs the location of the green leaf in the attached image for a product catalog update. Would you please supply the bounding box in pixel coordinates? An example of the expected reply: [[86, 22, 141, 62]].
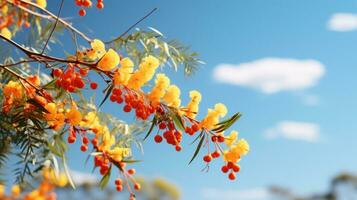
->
[[189, 132, 205, 165], [99, 165, 112, 190], [143, 116, 157, 140], [99, 84, 114, 108], [171, 112, 185, 131], [213, 112, 242, 133]]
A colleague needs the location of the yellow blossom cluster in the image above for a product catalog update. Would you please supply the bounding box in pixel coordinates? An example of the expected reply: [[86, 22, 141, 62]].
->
[[185, 90, 202, 119], [200, 103, 228, 129], [163, 85, 181, 108], [148, 73, 170, 105], [223, 131, 250, 163], [3, 80, 23, 99], [114, 57, 135, 85], [44, 103, 65, 131], [127, 55, 160, 90]]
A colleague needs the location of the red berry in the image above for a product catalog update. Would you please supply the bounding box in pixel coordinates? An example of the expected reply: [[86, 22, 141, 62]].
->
[[203, 155, 212, 163], [159, 122, 167, 130], [53, 68, 63, 77], [175, 145, 182, 152], [127, 168, 135, 175], [232, 164, 240, 172], [80, 145, 88, 152], [74, 78, 85, 88], [82, 137, 89, 144], [217, 136, 225, 143], [79, 9, 86, 16], [211, 151, 220, 158], [211, 136, 218, 142], [96, 2, 104, 9], [228, 172, 236, 180], [90, 82, 98, 90], [123, 105, 132, 112], [91, 138, 98, 146], [68, 136, 76, 143], [221, 165, 229, 173], [115, 178, 122, 185], [116, 97, 124, 104], [192, 124, 199, 132], [185, 127, 192, 134], [110, 95, 117, 102], [79, 68, 88, 76], [154, 135, 163, 143], [113, 88, 122, 96]]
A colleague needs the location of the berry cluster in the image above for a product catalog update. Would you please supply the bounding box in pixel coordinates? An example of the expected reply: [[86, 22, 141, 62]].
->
[[53, 65, 97, 93], [75, 0, 104, 16], [154, 121, 183, 151]]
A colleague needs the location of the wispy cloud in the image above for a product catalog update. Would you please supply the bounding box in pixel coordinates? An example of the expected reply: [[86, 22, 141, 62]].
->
[[201, 188, 270, 200], [264, 121, 320, 142], [71, 170, 99, 186], [213, 58, 325, 94], [328, 13, 357, 31]]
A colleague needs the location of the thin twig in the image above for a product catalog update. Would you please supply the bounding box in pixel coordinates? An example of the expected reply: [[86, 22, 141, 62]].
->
[[105, 8, 158, 44], [41, 0, 64, 54], [8, 0, 92, 42]]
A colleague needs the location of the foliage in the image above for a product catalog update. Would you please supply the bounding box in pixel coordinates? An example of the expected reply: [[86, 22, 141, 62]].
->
[[0, 0, 249, 199]]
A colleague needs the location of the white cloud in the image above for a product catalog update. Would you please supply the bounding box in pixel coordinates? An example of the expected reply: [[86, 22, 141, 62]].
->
[[71, 170, 99, 186], [264, 121, 320, 142], [201, 188, 271, 200], [213, 58, 325, 94], [328, 13, 357, 32]]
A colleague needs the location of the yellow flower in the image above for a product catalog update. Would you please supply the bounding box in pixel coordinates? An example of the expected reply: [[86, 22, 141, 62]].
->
[[148, 73, 170, 105], [0, 184, 5, 197], [163, 85, 181, 108], [127, 55, 160, 90], [36, 0, 47, 8], [225, 131, 238, 147], [1, 28, 12, 39], [3, 80, 23, 99], [66, 108, 82, 126], [114, 57, 134, 85], [232, 139, 250, 156], [11, 184, 21, 198], [107, 147, 131, 162], [200, 103, 227, 129], [87, 39, 106, 59], [185, 90, 201, 118], [1, 5, 8, 14], [97, 49, 119, 71]]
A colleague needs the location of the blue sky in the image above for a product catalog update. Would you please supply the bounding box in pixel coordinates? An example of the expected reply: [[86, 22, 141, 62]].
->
[[45, 0, 357, 199]]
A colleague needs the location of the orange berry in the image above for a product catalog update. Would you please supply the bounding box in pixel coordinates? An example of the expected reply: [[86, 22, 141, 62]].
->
[[228, 172, 236, 180], [79, 68, 88, 76], [116, 97, 124, 104], [68, 136, 76, 143], [91, 138, 98, 146], [79, 9, 86, 16], [116, 185, 123, 191], [53, 68, 63, 77], [80, 145, 88, 152], [127, 168, 135, 175], [110, 95, 117, 102], [90, 82, 98, 89], [115, 178, 122, 185], [154, 135, 163, 143], [203, 155, 212, 163], [134, 183, 141, 190]]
